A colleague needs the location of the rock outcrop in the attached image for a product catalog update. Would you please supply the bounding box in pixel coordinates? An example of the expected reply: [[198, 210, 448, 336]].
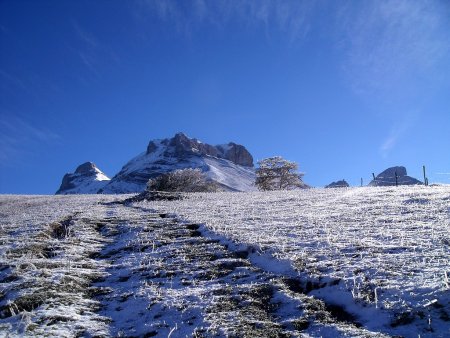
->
[[54, 133, 256, 194], [219, 142, 253, 167], [56, 162, 110, 194], [369, 166, 422, 186], [325, 180, 349, 188], [146, 132, 254, 167]]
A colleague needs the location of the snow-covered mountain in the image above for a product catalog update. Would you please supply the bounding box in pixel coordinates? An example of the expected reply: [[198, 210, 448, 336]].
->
[[99, 133, 255, 193], [57, 133, 256, 194], [56, 162, 110, 194]]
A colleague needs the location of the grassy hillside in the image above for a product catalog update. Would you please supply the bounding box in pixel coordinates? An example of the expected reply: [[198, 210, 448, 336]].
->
[[0, 186, 449, 337]]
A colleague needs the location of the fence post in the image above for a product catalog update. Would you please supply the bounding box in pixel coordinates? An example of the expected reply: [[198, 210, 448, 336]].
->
[[423, 165, 428, 186], [361, 178, 363, 187], [395, 171, 398, 187]]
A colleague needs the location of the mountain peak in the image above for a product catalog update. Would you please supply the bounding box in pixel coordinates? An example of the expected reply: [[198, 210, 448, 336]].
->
[[58, 134, 256, 194], [146, 133, 253, 167], [56, 162, 110, 194], [98, 133, 256, 194], [75, 162, 98, 174], [173, 131, 190, 139]]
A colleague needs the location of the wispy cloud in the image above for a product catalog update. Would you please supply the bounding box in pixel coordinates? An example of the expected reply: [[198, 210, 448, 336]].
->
[[379, 111, 418, 157], [137, 1, 450, 91], [380, 126, 404, 158], [70, 21, 100, 76], [136, 0, 316, 43], [0, 114, 60, 165], [70, 20, 120, 77], [333, 1, 450, 158], [0, 69, 28, 91], [72, 21, 99, 49], [336, 0, 450, 102]]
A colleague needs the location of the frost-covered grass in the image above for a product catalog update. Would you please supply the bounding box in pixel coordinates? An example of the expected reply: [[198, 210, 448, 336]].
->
[[0, 195, 121, 336], [147, 186, 450, 337], [0, 187, 449, 337]]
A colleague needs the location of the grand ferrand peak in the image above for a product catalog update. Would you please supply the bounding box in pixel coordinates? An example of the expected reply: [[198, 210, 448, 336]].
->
[[146, 132, 254, 167]]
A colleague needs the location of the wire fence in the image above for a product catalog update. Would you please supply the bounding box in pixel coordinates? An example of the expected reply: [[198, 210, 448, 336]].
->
[[357, 166, 450, 187]]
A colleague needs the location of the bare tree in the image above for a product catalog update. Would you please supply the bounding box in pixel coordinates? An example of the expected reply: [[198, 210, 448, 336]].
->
[[147, 168, 218, 192], [255, 156, 305, 191]]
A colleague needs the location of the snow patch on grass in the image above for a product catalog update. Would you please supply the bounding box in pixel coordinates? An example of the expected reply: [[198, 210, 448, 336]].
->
[[147, 186, 450, 337]]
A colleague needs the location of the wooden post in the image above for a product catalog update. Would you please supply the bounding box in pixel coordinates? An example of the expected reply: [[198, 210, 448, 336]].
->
[[361, 177, 363, 187], [372, 173, 376, 180], [423, 165, 427, 186], [395, 171, 398, 187]]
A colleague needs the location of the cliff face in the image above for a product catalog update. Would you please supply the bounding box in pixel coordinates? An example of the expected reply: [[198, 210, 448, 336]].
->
[[145, 133, 253, 167]]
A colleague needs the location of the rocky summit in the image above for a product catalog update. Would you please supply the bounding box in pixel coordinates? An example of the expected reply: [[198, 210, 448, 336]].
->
[[325, 180, 349, 188], [147, 132, 253, 167], [57, 133, 256, 194], [56, 162, 110, 195], [368, 166, 422, 186]]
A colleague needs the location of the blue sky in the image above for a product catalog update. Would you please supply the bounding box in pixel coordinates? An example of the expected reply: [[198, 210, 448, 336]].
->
[[1, 0, 449, 194]]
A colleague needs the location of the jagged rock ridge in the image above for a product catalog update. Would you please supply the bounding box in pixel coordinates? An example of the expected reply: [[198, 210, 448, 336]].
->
[[57, 133, 256, 194], [146, 133, 253, 167], [56, 162, 110, 194], [369, 166, 422, 186], [100, 133, 255, 193]]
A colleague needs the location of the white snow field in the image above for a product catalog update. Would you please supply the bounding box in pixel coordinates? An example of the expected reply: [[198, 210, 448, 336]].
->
[[0, 186, 449, 337]]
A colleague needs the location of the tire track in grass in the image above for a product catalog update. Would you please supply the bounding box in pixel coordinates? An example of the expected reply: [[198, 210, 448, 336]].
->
[[93, 202, 387, 337], [0, 211, 111, 337], [145, 187, 450, 337], [0, 197, 392, 337], [185, 219, 390, 338], [93, 204, 296, 336]]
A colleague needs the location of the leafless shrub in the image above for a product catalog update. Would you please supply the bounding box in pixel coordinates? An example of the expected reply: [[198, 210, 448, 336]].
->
[[146, 168, 219, 193]]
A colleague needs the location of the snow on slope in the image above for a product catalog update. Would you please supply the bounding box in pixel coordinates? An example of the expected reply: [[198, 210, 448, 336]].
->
[[0, 194, 388, 337], [203, 157, 256, 191], [100, 137, 256, 193], [62, 169, 110, 194], [0, 194, 120, 336], [57, 133, 255, 194], [1, 187, 449, 337], [56, 162, 110, 195], [148, 186, 450, 337]]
